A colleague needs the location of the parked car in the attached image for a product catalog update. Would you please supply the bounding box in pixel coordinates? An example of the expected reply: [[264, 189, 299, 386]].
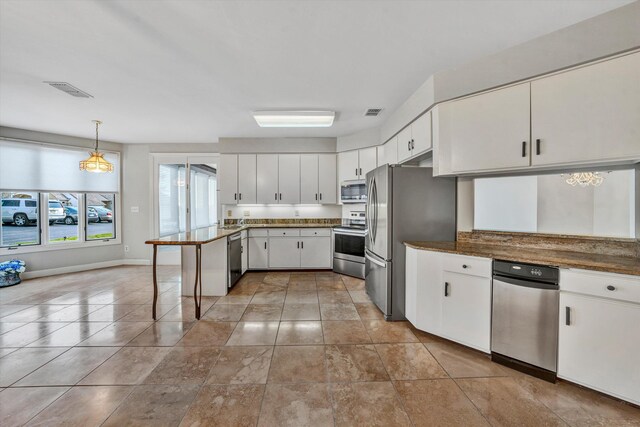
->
[[1, 198, 38, 226], [89, 205, 113, 222], [58, 206, 78, 225], [87, 207, 100, 223], [48, 200, 65, 225]]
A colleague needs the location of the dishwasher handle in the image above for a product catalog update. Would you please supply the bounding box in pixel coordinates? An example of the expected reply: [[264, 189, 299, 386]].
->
[[228, 233, 242, 242], [493, 275, 558, 290]]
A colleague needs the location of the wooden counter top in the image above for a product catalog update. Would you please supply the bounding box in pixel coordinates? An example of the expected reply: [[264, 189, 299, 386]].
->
[[404, 241, 640, 276]]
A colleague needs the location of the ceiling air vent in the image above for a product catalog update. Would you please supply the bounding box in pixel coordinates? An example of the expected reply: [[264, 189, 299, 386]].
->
[[44, 82, 93, 98], [364, 108, 383, 117]]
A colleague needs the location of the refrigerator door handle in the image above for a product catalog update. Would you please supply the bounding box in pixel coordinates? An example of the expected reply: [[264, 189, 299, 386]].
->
[[365, 250, 386, 268]]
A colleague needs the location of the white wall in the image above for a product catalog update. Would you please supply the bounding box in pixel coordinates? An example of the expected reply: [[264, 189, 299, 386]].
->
[[224, 205, 341, 220], [219, 137, 336, 153], [474, 176, 538, 233], [336, 127, 380, 152]]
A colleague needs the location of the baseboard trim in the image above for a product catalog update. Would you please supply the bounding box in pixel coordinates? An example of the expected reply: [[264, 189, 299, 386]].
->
[[22, 258, 151, 279]]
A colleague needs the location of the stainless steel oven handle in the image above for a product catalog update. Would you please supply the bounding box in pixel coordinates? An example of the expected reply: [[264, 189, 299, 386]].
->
[[334, 229, 367, 237], [365, 251, 386, 268]]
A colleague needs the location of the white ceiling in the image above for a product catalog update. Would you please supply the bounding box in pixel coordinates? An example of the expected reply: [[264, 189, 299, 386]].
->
[[0, 0, 632, 143]]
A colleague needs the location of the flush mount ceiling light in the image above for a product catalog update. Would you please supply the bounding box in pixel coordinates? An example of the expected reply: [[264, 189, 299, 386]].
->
[[79, 120, 114, 173], [563, 171, 605, 187], [253, 111, 335, 127]]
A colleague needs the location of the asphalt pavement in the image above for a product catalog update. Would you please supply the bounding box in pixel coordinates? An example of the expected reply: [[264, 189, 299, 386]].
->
[[1, 222, 115, 246]]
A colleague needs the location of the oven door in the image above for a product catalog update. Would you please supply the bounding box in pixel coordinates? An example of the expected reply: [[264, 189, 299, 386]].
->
[[333, 229, 365, 263]]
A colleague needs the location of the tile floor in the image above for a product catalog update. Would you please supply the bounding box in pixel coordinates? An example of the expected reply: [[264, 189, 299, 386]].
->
[[1, 266, 639, 426]]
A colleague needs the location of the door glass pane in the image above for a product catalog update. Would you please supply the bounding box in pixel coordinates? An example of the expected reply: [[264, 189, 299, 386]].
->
[[48, 193, 79, 244], [86, 193, 116, 240], [158, 164, 186, 236], [190, 164, 217, 229], [1, 191, 40, 247]]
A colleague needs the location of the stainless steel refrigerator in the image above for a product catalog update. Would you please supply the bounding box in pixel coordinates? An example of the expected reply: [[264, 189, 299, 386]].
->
[[365, 165, 456, 321]]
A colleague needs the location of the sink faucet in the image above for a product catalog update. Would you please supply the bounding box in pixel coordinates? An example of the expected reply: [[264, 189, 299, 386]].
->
[[238, 218, 245, 226]]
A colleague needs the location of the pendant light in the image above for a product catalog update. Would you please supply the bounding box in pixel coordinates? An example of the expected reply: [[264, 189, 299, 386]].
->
[[79, 120, 114, 173], [563, 172, 605, 187]]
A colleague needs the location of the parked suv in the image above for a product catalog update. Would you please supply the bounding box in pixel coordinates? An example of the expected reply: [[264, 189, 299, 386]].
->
[[48, 200, 65, 225], [1, 198, 38, 226]]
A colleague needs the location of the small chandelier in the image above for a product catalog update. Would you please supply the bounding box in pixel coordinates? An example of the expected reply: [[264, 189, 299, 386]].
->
[[563, 172, 605, 187], [79, 120, 114, 173]]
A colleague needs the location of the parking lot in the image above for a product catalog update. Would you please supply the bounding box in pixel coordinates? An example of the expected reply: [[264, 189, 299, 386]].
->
[[1, 222, 114, 246]]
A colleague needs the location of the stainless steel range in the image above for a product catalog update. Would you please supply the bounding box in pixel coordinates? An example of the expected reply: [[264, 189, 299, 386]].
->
[[332, 212, 366, 279]]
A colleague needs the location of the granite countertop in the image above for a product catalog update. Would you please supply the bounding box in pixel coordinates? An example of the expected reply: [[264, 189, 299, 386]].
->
[[146, 223, 337, 245], [404, 241, 640, 276]]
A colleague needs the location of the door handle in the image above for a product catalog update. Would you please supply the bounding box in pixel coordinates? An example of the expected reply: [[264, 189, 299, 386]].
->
[[234, 193, 237, 200], [565, 306, 571, 326], [315, 193, 318, 201], [264, 241, 267, 250], [536, 139, 541, 155], [408, 140, 411, 151], [239, 193, 242, 200], [297, 241, 300, 249], [411, 139, 414, 150], [521, 141, 526, 157], [279, 193, 282, 200], [275, 193, 277, 201], [301, 241, 304, 249], [359, 168, 362, 176], [319, 193, 322, 201], [444, 282, 450, 297], [355, 168, 358, 177]]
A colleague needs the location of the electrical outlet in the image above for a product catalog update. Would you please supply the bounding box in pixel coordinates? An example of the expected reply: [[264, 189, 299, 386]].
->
[[124, 245, 130, 253], [243, 210, 250, 217], [294, 210, 300, 217], [227, 210, 232, 217]]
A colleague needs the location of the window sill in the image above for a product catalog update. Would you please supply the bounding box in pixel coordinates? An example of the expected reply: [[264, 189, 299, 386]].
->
[[1, 238, 121, 255]]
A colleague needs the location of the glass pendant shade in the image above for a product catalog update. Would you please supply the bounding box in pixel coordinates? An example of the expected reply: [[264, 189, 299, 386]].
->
[[80, 120, 113, 173], [564, 172, 604, 187]]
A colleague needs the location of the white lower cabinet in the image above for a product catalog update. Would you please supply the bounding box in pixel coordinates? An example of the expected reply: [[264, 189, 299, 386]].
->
[[558, 269, 640, 405], [405, 247, 491, 353], [300, 237, 331, 268], [248, 228, 333, 270], [241, 236, 248, 274], [268, 237, 300, 269], [248, 237, 268, 269]]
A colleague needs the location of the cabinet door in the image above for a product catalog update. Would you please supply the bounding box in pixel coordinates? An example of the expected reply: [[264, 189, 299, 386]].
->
[[318, 154, 337, 204], [219, 154, 238, 205], [338, 150, 359, 183], [300, 154, 319, 204], [278, 154, 301, 204], [241, 237, 248, 274], [248, 237, 268, 269], [405, 249, 443, 334], [358, 147, 378, 178], [411, 111, 432, 155], [379, 137, 398, 166], [441, 271, 492, 352], [441, 83, 531, 173], [237, 154, 257, 204], [396, 126, 413, 163], [531, 53, 640, 167], [300, 237, 331, 268], [558, 292, 640, 405], [268, 237, 301, 268], [256, 154, 279, 204]]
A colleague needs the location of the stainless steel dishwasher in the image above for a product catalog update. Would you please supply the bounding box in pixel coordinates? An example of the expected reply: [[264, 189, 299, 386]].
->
[[227, 232, 242, 288], [491, 260, 559, 382]]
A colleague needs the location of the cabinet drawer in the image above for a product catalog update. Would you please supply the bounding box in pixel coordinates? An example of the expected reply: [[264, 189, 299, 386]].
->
[[560, 269, 640, 304], [442, 253, 492, 278], [248, 229, 268, 237], [268, 228, 300, 236], [300, 228, 331, 237]]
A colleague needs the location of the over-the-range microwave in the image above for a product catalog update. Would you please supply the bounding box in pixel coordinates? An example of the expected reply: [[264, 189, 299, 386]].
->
[[340, 180, 367, 204]]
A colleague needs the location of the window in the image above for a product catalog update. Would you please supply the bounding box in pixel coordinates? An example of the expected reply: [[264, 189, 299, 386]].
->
[[86, 193, 116, 240], [190, 164, 217, 229], [1, 191, 40, 247], [158, 164, 186, 236], [48, 193, 79, 244]]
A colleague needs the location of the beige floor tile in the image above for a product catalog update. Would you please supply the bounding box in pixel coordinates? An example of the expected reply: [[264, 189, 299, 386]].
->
[[251, 290, 286, 304], [207, 346, 273, 385], [216, 294, 254, 305], [316, 272, 342, 281], [316, 280, 346, 291], [258, 383, 334, 427], [320, 303, 360, 320], [456, 376, 567, 426], [0, 347, 69, 387], [364, 320, 419, 343], [103, 384, 200, 427], [426, 340, 509, 378], [348, 290, 371, 303], [202, 304, 247, 321], [0, 322, 68, 347], [288, 281, 318, 291], [326, 344, 389, 382], [330, 381, 411, 427], [0, 322, 27, 335], [0, 386, 69, 426], [241, 304, 282, 321], [276, 321, 323, 345], [177, 321, 236, 346], [117, 303, 177, 321], [26, 385, 132, 427], [322, 320, 371, 344], [16, 347, 119, 386], [127, 321, 194, 346], [180, 384, 264, 427], [268, 345, 327, 383], [0, 305, 33, 318], [354, 302, 385, 320], [36, 304, 105, 322], [226, 321, 279, 346], [0, 304, 71, 323], [27, 321, 112, 347], [80, 304, 140, 322], [256, 283, 287, 292], [342, 276, 365, 291], [318, 290, 352, 304], [285, 290, 319, 304], [281, 303, 321, 321], [376, 343, 448, 380], [228, 282, 260, 296], [78, 321, 151, 346], [239, 272, 267, 283], [79, 347, 171, 385], [144, 346, 221, 385], [395, 379, 489, 427], [0, 348, 17, 358]]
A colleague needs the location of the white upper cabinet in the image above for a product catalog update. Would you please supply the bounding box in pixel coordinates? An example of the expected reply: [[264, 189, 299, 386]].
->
[[531, 52, 640, 167], [411, 111, 432, 155], [237, 154, 257, 204], [396, 126, 413, 163], [437, 82, 531, 174], [318, 154, 337, 204], [358, 147, 378, 178], [378, 136, 398, 166], [300, 154, 319, 204], [278, 154, 301, 204], [257, 154, 279, 204], [219, 154, 239, 205], [338, 150, 360, 183]]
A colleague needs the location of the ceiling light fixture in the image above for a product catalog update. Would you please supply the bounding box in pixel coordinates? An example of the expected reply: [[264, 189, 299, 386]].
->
[[563, 171, 605, 187], [79, 120, 114, 173], [253, 111, 335, 128]]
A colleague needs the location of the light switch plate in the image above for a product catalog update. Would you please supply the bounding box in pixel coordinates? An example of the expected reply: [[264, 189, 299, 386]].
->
[[227, 210, 232, 217], [243, 210, 250, 217], [294, 210, 300, 217]]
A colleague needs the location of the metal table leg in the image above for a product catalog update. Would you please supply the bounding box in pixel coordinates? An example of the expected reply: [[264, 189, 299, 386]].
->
[[194, 244, 202, 319], [152, 244, 158, 321]]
